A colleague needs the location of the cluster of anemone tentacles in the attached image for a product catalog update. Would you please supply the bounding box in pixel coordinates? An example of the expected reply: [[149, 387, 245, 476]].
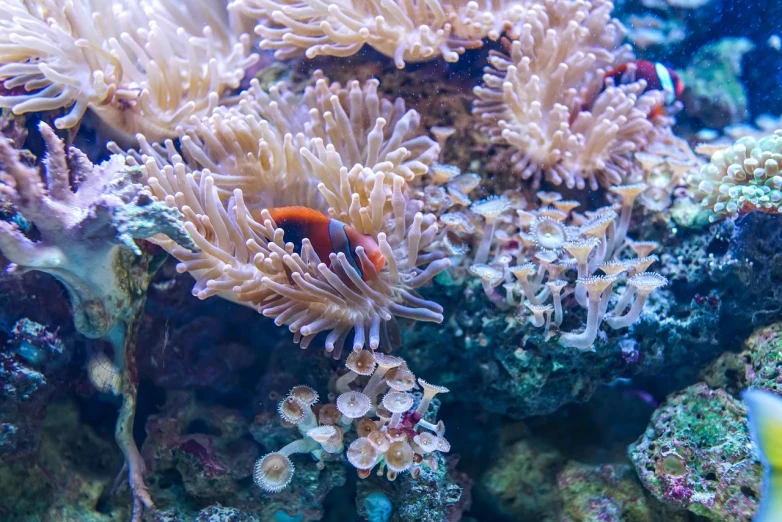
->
[[230, 0, 675, 190], [130, 73, 449, 358], [462, 187, 667, 350], [254, 352, 450, 491], [689, 130, 782, 220]]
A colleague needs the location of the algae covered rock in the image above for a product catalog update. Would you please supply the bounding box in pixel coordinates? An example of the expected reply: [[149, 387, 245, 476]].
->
[[558, 462, 689, 522], [680, 38, 754, 128], [0, 399, 127, 521], [480, 439, 565, 520], [0, 319, 70, 459], [629, 383, 761, 521], [701, 321, 782, 395]]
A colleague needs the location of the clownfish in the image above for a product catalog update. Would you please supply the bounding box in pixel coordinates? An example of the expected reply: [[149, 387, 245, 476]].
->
[[603, 60, 684, 117], [743, 389, 782, 522], [266, 206, 386, 281]]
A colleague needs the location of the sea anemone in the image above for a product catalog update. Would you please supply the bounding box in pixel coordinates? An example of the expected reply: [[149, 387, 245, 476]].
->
[[472, 0, 669, 190], [137, 75, 449, 356], [0, 0, 257, 142]]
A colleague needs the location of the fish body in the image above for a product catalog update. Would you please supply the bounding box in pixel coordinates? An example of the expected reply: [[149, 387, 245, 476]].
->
[[743, 389, 782, 522], [605, 60, 684, 105], [267, 206, 386, 280]]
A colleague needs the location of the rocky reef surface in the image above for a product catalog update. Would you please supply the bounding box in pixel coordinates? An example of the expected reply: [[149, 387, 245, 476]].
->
[[1, 0, 782, 520]]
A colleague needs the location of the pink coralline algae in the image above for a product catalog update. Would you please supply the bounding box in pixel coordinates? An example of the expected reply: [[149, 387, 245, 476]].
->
[[628, 382, 762, 521]]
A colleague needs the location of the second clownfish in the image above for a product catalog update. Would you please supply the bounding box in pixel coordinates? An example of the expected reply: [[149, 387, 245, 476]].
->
[[266, 206, 386, 281], [604, 60, 684, 117]]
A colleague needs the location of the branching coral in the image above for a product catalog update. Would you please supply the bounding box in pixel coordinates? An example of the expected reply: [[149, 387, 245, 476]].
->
[[688, 130, 782, 220], [0, 124, 194, 521], [0, 123, 192, 339], [255, 352, 451, 491], [135, 75, 449, 356], [0, 0, 257, 142], [466, 189, 666, 350], [473, 0, 669, 190]]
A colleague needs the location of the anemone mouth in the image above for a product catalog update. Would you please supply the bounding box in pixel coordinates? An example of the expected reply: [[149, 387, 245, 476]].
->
[[382, 391, 414, 413], [318, 403, 342, 425], [367, 430, 391, 452], [289, 385, 319, 405], [385, 367, 416, 391], [346, 349, 376, 376], [254, 452, 294, 492], [336, 391, 372, 418], [531, 216, 567, 250], [385, 441, 415, 472], [278, 396, 307, 424], [347, 437, 379, 470], [414, 432, 439, 453]]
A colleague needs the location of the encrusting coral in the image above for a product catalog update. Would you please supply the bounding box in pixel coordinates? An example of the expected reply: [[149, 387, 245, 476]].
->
[[133, 73, 449, 357], [472, 0, 670, 190], [254, 352, 451, 492], [0, 0, 257, 142], [688, 130, 782, 220]]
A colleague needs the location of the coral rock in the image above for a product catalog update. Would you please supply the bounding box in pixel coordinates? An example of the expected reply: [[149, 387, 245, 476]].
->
[[629, 383, 761, 521]]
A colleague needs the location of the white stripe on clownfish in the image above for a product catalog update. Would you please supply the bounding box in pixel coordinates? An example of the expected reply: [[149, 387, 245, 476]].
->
[[655, 62, 676, 105], [328, 219, 363, 278]]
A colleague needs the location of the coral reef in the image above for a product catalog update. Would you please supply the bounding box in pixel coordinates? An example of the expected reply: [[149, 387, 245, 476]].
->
[[480, 439, 565, 520], [142, 392, 258, 499], [464, 188, 668, 352], [558, 462, 689, 521], [701, 321, 782, 396], [629, 383, 761, 521], [0, 124, 197, 520], [0, 399, 128, 521], [254, 351, 453, 491], [0, 124, 192, 341], [2, 0, 782, 520]]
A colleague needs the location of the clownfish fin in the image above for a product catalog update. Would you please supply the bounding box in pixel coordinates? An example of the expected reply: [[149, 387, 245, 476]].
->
[[743, 389, 782, 522]]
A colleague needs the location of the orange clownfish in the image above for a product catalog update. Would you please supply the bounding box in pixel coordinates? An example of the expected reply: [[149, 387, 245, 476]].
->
[[604, 60, 684, 118], [267, 206, 386, 281]]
